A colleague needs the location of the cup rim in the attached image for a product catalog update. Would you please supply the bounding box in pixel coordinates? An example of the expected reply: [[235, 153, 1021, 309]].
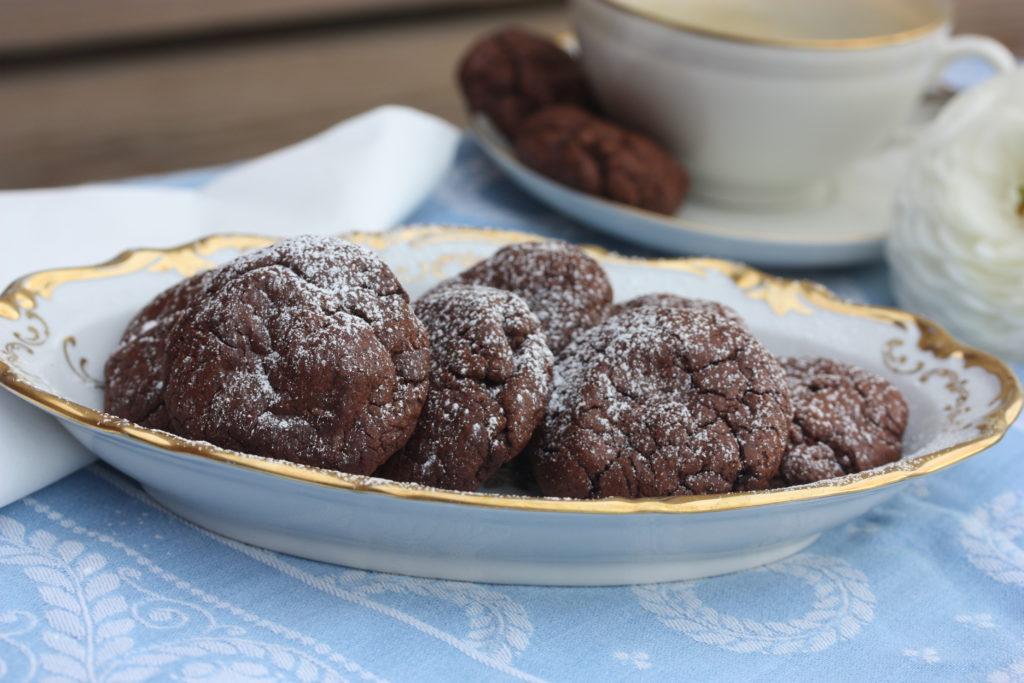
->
[[591, 0, 951, 50]]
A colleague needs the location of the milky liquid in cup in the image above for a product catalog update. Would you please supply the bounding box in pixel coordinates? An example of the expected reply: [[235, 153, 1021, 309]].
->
[[611, 0, 943, 43]]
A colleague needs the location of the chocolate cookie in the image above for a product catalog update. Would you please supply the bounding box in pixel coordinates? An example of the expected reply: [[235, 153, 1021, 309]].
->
[[449, 240, 613, 354], [107, 236, 431, 475], [377, 284, 553, 491], [534, 305, 792, 498], [514, 105, 689, 214], [458, 27, 593, 138], [778, 356, 908, 486], [104, 270, 213, 430], [611, 293, 744, 326]]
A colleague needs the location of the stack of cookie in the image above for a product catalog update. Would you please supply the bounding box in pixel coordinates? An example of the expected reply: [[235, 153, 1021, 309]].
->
[[104, 235, 908, 499], [458, 28, 690, 215]]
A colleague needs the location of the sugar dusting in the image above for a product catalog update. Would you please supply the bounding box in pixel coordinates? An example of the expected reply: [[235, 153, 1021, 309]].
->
[[377, 284, 553, 491], [106, 235, 430, 473], [610, 292, 745, 327], [101, 236, 929, 502], [778, 356, 908, 486], [537, 304, 792, 498], [455, 240, 613, 353]]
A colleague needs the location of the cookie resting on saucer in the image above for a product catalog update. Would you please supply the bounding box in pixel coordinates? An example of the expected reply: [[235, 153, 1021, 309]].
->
[[777, 356, 908, 486], [533, 304, 793, 499], [514, 105, 690, 214], [105, 236, 431, 475], [377, 284, 553, 491], [446, 240, 614, 354], [458, 27, 594, 138]]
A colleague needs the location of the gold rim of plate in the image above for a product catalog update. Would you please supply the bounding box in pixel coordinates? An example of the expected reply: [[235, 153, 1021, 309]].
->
[[0, 226, 1019, 515], [595, 0, 950, 51]]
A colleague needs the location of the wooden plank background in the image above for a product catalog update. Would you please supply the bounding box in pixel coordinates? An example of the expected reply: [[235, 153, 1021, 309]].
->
[[0, 0, 1016, 189], [0, 0, 534, 54], [0, 2, 565, 188]]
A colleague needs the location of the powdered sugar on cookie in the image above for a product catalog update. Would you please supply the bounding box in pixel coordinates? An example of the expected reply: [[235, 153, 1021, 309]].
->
[[535, 304, 792, 498], [378, 284, 553, 491]]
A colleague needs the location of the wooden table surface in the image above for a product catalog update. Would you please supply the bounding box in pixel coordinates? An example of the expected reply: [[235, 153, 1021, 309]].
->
[[0, 0, 1017, 190], [0, 1, 566, 189]]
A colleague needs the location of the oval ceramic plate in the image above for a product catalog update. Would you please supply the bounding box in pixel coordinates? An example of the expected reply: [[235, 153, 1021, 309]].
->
[[470, 114, 914, 268], [0, 227, 1019, 585]]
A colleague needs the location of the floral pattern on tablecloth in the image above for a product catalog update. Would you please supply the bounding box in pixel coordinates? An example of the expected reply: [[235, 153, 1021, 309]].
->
[[1, 137, 1022, 682]]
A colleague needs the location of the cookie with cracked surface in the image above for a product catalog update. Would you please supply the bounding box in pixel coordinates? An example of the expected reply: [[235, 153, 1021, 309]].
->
[[377, 284, 553, 491], [458, 27, 594, 138], [104, 270, 213, 430], [107, 236, 431, 474], [777, 356, 907, 486], [514, 105, 689, 214], [446, 240, 613, 354], [611, 293, 744, 327], [533, 304, 792, 498]]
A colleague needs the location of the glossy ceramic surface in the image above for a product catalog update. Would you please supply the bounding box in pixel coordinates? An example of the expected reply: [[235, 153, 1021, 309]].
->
[[472, 116, 906, 268], [572, 0, 1014, 207], [0, 228, 1018, 584]]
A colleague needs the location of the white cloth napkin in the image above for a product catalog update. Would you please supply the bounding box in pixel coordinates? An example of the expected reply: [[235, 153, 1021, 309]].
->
[[0, 105, 460, 508]]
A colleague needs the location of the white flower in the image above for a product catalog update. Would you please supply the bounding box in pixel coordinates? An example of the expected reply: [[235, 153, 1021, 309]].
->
[[887, 68, 1024, 362]]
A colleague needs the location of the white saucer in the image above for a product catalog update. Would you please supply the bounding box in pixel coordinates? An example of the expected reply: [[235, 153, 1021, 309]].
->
[[471, 115, 914, 268]]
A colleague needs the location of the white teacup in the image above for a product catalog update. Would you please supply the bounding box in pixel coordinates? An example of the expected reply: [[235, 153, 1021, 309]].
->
[[572, 0, 1017, 209]]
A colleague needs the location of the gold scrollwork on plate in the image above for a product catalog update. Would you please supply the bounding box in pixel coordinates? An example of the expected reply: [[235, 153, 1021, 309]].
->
[[0, 234, 275, 321], [921, 367, 970, 425], [145, 250, 216, 278], [62, 336, 103, 389], [735, 275, 814, 316], [882, 338, 925, 376], [0, 226, 1019, 515], [884, 338, 970, 427], [1, 310, 50, 365]]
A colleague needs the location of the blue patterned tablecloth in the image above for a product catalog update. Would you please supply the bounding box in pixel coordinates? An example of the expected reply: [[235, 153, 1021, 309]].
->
[[1, 138, 1022, 683]]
